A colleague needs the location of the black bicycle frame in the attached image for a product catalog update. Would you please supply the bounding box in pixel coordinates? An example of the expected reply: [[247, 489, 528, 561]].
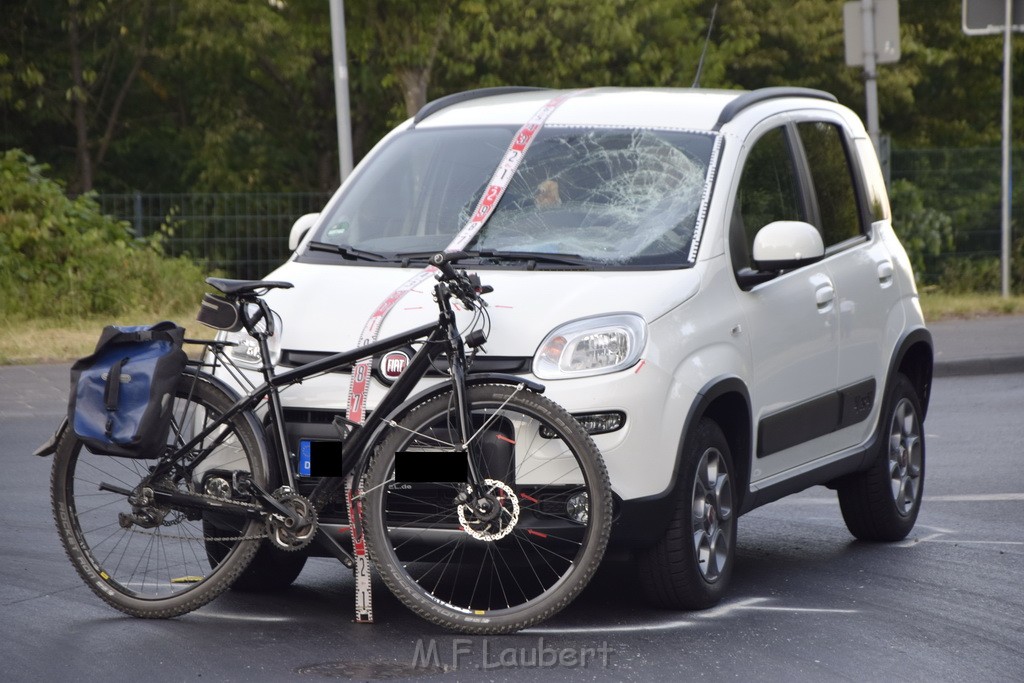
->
[[166, 283, 478, 509]]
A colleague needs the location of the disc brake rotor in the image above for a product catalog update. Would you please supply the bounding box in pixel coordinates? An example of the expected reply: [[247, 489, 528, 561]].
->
[[457, 479, 520, 542]]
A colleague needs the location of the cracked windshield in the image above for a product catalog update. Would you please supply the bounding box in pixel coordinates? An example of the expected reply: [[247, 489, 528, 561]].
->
[[313, 126, 718, 268]]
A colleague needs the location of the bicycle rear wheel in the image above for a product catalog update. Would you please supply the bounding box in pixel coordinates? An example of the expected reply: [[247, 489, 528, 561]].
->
[[51, 373, 266, 618], [363, 384, 612, 633]]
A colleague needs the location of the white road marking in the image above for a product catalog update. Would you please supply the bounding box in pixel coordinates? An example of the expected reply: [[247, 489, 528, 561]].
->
[[193, 612, 292, 623], [915, 540, 1024, 546], [780, 494, 1024, 505], [526, 597, 858, 635], [925, 493, 1024, 502]]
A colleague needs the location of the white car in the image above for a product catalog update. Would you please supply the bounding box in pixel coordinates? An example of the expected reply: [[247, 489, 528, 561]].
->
[[222, 86, 933, 608]]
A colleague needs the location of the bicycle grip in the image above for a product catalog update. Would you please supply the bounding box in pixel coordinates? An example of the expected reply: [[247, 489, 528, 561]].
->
[[429, 252, 465, 281]]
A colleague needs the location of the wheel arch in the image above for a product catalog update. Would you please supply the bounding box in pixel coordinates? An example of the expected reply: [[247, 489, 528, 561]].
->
[[611, 375, 753, 546], [689, 377, 753, 515], [887, 327, 933, 421]]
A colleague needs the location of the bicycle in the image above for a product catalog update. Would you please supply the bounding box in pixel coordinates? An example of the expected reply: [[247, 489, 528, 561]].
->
[[43, 253, 612, 634]]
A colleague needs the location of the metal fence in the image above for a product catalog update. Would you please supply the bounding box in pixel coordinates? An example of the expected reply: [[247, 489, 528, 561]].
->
[[891, 147, 1024, 283], [95, 148, 1022, 283], [97, 192, 333, 280]]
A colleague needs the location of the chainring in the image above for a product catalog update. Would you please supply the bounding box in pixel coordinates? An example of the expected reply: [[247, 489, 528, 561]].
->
[[266, 488, 318, 552]]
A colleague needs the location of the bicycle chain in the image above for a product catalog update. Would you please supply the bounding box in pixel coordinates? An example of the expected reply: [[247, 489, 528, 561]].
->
[[122, 489, 269, 543]]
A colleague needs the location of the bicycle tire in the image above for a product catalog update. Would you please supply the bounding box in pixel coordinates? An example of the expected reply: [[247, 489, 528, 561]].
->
[[51, 373, 266, 618], [363, 384, 612, 634]]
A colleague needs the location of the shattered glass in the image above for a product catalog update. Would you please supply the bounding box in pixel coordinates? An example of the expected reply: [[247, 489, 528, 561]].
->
[[467, 128, 715, 265], [310, 125, 717, 268]]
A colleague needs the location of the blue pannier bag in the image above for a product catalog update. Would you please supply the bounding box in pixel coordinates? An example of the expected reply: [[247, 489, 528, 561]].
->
[[68, 321, 187, 458]]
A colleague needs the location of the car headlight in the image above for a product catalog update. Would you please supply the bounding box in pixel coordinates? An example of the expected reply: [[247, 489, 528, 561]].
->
[[533, 314, 647, 379], [223, 308, 283, 369]]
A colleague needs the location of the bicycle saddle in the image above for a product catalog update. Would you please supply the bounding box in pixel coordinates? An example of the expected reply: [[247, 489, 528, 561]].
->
[[205, 277, 294, 296]]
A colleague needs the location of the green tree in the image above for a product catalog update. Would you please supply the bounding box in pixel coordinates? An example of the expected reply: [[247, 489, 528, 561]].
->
[[1, 0, 160, 193]]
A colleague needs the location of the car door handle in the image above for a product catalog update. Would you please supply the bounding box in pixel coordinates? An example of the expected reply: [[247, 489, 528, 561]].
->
[[815, 283, 835, 308], [877, 260, 894, 284]]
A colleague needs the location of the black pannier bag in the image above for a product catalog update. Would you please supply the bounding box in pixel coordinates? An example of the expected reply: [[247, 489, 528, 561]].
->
[[68, 321, 187, 458]]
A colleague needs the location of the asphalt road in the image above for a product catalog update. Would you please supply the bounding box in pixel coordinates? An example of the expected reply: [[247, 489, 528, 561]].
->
[[1, 369, 1022, 682]]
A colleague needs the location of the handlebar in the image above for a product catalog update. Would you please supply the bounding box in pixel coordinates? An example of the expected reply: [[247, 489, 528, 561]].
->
[[430, 252, 492, 308]]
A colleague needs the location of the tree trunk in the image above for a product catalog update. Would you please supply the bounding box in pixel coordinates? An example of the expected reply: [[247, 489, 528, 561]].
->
[[68, 3, 92, 194], [400, 68, 430, 117]]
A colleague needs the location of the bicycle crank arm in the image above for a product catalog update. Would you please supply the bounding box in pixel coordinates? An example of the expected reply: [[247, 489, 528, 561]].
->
[[233, 475, 307, 526]]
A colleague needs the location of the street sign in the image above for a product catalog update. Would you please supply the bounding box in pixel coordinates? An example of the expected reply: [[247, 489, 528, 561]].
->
[[963, 0, 1024, 35], [845, 0, 901, 66]]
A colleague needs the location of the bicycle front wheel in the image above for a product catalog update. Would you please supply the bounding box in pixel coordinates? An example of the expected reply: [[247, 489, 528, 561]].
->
[[51, 373, 267, 618], [363, 384, 612, 633]]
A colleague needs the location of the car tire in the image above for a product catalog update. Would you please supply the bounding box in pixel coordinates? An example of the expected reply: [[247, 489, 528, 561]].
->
[[637, 417, 736, 610], [838, 373, 925, 542], [229, 543, 308, 592]]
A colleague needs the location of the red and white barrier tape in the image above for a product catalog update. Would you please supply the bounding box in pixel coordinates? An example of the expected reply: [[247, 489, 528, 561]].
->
[[345, 90, 581, 424], [344, 90, 581, 623]]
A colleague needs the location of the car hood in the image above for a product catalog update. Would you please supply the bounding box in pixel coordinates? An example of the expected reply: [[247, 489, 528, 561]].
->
[[261, 262, 701, 357]]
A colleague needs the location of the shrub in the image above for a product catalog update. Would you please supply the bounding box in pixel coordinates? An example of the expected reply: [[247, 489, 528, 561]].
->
[[888, 178, 955, 284], [937, 256, 1001, 293], [0, 149, 207, 320]]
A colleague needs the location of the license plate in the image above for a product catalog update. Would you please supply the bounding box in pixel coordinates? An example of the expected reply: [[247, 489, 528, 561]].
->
[[297, 440, 313, 477], [298, 439, 345, 477]]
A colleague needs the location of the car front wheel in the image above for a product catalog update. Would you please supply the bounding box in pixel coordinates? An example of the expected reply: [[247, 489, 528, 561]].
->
[[637, 417, 736, 609]]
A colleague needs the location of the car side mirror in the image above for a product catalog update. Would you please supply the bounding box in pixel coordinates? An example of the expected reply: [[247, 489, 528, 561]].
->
[[751, 220, 824, 271], [288, 213, 320, 251], [736, 221, 825, 291]]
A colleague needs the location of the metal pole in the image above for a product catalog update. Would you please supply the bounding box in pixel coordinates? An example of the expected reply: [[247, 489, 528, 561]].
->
[[329, 0, 354, 185], [861, 0, 880, 154], [1001, 0, 1013, 298]]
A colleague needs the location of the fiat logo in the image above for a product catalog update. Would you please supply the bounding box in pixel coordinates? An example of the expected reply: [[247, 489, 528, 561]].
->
[[378, 350, 410, 384]]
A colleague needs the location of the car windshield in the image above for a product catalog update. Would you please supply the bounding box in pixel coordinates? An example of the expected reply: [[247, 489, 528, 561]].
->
[[310, 125, 719, 268]]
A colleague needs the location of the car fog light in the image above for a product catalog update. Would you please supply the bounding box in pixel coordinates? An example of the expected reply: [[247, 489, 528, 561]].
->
[[566, 491, 589, 525], [540, 411, 626, 438]]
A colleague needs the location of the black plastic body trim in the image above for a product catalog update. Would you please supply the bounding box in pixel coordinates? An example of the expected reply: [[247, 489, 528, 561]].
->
[[758, 378, 876, 457], [741, 438, 875, 514], [279, 349, 531, 376], [414, 87, 549, 125], [612, 328, 933, 547], [884, 326, 934, 420], [715, 87, 838, 130]]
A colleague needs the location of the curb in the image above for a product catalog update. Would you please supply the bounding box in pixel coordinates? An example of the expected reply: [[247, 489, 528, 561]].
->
[[934, 355, 1024, 378]]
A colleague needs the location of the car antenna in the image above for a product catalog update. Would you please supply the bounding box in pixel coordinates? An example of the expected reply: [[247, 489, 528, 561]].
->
[[691, 1, 719, 88]]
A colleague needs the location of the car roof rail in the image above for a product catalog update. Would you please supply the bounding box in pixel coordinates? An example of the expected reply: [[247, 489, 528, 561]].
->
[[714, 87, 838, 130], [414, 86, 550, 125]]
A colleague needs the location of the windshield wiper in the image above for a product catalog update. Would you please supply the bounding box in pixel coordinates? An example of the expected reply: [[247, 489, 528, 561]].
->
[[393, 248, 594, 269], [306, 240, 388, 262], [392, 250, 439, 267], [467, 249, 593, 269]]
